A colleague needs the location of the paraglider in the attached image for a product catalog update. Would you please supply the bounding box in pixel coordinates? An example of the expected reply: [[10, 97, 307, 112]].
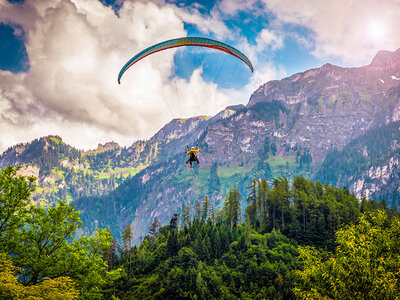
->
[[118, 37, 253, 168], [118, 37, 253, 84], [184, 144, 201, 168]]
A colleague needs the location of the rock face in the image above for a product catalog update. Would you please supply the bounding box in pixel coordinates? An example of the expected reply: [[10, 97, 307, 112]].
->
[[248, 53, 400, 164], [3, 48, 400, 241], [351, 156, 400, 200]]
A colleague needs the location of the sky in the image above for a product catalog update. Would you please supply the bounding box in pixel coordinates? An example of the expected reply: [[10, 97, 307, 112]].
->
[[0, 0, 399, 152]]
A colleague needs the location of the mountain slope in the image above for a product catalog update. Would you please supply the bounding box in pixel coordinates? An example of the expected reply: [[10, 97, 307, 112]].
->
[[70, 48, 400, 241], [316, 120, 400, 205], [3, 48, 400, 241], [0, 135, 149, 205]]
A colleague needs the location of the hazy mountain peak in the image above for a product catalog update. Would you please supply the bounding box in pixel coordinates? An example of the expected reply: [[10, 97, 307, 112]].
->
[[368, 48, 400, 71], [96, 141, 120, 152]]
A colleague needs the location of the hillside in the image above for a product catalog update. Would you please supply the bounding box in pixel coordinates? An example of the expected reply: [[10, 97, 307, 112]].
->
[[2, 48, 400, 241], [0, 135, 150, 206]]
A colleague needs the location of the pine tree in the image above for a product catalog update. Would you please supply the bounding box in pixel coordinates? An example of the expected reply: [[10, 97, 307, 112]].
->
[[170, 213, 179, 230], [246, 179, 258, 228], [258, 178, 269, 230], [224, 186, 242, 229], [195, 200, 202, 223], [210, 201, 216, 224], [181, 202, 191, 227], [122, 223, 133, 252], [122, 223, 133, 269], [149, 218, 160, 237], [202, 197, 209, 222]]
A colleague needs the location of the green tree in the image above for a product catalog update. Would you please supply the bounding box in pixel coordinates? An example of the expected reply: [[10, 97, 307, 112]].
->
[[293, 210, 400, 299], [0, 165, 35, 250], [10, 200, 81, 285], [194, 200, 202, 223], [246, 179, 258, 229], [209, 201, 216, 224], [149, 218, 160, 238], [181, 202, 191, 227], [0, 253, 79, 300], [0, 166, 122, 299], [202, 197, 209, 222], [224, 186, 242, 229], [258, 178, 270, 231], [122, 223, 133, 252], [122, 223, 133, 270]]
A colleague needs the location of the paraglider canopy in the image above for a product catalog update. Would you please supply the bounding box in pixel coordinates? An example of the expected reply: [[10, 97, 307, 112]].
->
[[118, 37, 254, 84]]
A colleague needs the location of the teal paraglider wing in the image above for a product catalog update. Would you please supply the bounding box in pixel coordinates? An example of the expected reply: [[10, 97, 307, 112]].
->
[[118, 37, 253, 84]]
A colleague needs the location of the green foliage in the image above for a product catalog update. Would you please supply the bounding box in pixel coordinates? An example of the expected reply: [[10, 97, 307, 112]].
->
[[3, 165, 396, 299], [106, 179, 390, 299], [0, 166, 122, 299], [10, 200, 81, 285], [0, 165, 36, 249], [181, 203, 191, 228], [293, 210, 400, 299], [122, 223, 133, 252], [0, 253, 79, 300], [223, 186, 242, 229], [107, 218, 298, 299]]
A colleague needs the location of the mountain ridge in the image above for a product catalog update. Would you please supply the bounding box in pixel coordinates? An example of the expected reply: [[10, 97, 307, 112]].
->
[[2, 47, 400, 240]]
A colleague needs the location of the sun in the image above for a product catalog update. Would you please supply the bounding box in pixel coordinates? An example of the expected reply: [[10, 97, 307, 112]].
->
[[366, 20, 387, 41]]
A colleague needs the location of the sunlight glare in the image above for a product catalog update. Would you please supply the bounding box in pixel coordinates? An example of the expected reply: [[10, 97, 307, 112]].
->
[[366, 20, 386, 41]]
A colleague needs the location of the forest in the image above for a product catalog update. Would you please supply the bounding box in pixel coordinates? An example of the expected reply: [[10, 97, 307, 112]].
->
[[1, 165, 399, 299]]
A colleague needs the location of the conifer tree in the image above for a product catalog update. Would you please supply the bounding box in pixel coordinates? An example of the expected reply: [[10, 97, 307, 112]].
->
[[122, 223, 133, 269], [224, 186, 242, 229], [149, 218, 160, 237], [246, 179, 258, 228], [181, 202, 191, 227], [195, 200, 202, 223], [202, 197, 209, 222], [210, 201, 216, 224], [170, 213, 180, 230], [258, 179, 269, 230], [122, 223, 133, 252]]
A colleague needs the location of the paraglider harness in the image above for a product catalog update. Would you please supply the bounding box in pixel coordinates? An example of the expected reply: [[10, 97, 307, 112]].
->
[[185, 144, 201, 168]]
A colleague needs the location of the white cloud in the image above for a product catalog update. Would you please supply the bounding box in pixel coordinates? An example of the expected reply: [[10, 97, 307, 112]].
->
[[218, 0, 261, 17], [0, 0, 243, 152], [261, 0, 400, 65], [212, 0, 400, 65], [255, 29, 284, 52], [171, 5, 231, 40]]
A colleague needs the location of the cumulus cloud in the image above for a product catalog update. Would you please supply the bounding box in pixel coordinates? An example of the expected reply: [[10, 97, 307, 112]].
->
[[214, 0, 400, 66], [262, 0, 400, 65], [218, 0, 261, 17], [0, 0, 241, 152], [171, 5, 231, 40]]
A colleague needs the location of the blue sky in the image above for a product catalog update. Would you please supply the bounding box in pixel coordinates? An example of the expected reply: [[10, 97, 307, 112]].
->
[[0, 0, 322, 88], [0, 0, 398, 151]]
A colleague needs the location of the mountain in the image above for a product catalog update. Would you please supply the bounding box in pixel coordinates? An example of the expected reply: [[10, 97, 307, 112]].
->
[[71, 48, 400, 240], [2, 48, 400, 241], [0, 135, 152, 206], [316, 119, 400, 203]]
